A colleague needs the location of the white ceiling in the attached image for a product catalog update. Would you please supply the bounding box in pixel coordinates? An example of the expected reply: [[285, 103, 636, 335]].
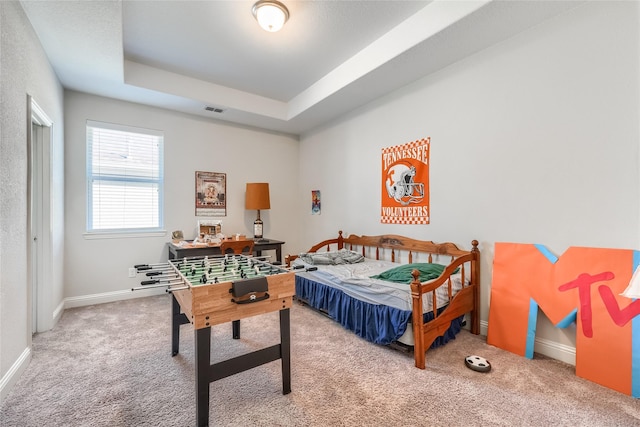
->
[[20, 0, 581, 137]]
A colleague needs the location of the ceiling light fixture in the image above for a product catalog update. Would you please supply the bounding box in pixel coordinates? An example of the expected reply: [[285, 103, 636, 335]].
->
[[252, 0, 289, 32]]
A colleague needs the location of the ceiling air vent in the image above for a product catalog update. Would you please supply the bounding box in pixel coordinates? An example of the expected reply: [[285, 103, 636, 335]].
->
[[204, 106, 224, 113]]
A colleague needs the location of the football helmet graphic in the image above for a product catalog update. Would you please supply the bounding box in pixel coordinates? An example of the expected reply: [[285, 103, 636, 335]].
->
[[385, 162, 425, 206]]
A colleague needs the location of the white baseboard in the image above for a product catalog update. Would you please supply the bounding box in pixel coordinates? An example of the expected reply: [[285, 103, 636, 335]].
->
[[478, 320, 576, 366], [64, 287, 165, 309], [53, 299, 65, 324], [533, 335, 576, 365], [0, 347, 31, 405], [479, 319, 489, 335]]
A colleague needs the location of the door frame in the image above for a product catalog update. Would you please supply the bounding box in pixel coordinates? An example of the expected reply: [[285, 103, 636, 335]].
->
[[27, 95, 53, 333]]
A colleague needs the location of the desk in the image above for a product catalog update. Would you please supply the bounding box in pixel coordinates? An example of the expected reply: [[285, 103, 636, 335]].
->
[[167, 238, 285, 263]]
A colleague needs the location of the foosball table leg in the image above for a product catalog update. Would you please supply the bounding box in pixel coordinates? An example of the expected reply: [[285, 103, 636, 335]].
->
[[171, 295, 181, 356], [171, 294, 191, 357], [280, 308, 291, 394], [232, 319, 241, 339], [195, 327, 212, 427]]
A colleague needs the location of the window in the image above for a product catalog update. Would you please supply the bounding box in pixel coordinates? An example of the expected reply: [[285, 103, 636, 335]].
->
[[86, 120, 164, 234]]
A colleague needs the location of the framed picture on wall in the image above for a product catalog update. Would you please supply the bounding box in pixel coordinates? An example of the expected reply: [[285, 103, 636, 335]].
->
[[195, 171, 226, 216], [312, 190, 321, 215], [381, 137, 430, 225]]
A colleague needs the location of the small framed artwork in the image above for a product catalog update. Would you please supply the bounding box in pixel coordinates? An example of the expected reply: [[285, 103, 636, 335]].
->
[[311, 190, 321, 215], [195, 171, 226, 216], [198, 219, 222, 236]]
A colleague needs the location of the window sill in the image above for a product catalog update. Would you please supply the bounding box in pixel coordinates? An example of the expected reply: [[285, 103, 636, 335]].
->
[[83, 230, 167, 240]]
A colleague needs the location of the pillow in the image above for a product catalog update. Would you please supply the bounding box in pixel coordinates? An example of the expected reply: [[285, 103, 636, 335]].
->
[[370, 263, 448, 284], [298, 249, 364, 265]]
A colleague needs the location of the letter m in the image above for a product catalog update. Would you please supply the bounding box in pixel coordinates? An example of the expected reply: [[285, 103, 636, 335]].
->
[[487, 243, 639, 397]]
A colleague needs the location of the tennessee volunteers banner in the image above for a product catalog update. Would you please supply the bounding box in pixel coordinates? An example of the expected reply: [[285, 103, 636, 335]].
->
[[488, 242, 640, 397], [381, 138, 430, 224]]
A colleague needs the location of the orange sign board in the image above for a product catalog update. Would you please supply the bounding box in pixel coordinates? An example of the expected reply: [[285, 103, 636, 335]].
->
[[488, 243, 640, 396], [380, 138, 430, 224]]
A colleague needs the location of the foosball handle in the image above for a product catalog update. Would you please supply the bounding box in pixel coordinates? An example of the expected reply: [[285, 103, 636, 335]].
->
[[232, 293, 270, 304], [141, 280, 160, 285]]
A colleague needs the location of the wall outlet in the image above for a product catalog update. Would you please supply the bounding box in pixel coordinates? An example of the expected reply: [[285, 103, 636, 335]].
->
[[128, 267, 136, 278]]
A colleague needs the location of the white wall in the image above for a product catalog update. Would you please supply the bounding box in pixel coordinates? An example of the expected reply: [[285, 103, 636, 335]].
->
[[63, 92, 300, 303], [296, 1, 640, 360], [0, 1, 65, 402]]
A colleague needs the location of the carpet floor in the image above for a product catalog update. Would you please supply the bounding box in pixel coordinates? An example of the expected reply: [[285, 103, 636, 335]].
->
[[1, 295, 639, 426]]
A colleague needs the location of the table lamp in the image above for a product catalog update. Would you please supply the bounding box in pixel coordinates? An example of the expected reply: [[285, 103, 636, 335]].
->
[[245, 183, 270, 240]]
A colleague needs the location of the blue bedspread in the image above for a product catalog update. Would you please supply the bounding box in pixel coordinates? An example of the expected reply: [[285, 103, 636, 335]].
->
[[295, 275, 463, 347]]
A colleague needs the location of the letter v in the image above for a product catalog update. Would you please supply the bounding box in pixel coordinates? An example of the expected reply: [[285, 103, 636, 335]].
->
[[599, 285, 640, 327]]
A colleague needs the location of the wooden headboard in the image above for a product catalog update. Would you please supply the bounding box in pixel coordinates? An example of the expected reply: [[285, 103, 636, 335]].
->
[[287, 230, 478, 266]]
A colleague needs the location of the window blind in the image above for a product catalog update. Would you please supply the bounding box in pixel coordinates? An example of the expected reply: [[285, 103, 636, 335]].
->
[[86, 120, 164, 233]]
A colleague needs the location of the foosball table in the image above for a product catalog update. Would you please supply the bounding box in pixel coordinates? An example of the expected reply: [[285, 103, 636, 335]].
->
[[133, 254, 295, 427]]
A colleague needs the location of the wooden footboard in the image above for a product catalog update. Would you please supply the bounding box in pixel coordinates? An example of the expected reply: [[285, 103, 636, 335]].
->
[[410, 240, 480, 369], [287, 231, 480, 369]]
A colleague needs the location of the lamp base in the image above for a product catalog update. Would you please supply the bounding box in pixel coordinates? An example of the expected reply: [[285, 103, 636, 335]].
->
[[253, 217, 263, 239]]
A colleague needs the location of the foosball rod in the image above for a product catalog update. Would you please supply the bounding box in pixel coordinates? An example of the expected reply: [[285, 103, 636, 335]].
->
[[170, 264, 273, 279], [184, 266, 283, 284], [137, 268, 180, 278], [173, 263, 275, 277], [186, 263, 279, 277], [166, 286, 189, 293], [140, 266, 177, 274], [135, 263, 171, 272], [139, 277, 184, 286], [144, 270, 176, 277], [143, 273, 181, 281], [131, 280, 183, 291], [169, 254, 272, 266], [284, 265, 318, 272], [169, 258, 258, 269], [187, 271, 257, 284]]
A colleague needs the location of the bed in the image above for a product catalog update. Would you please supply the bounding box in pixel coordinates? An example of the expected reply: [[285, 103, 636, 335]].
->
[[286, 231, 480, 369]]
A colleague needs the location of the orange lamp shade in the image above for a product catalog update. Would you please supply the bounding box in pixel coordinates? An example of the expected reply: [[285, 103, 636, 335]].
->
[[245, 183, 270, 210]]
